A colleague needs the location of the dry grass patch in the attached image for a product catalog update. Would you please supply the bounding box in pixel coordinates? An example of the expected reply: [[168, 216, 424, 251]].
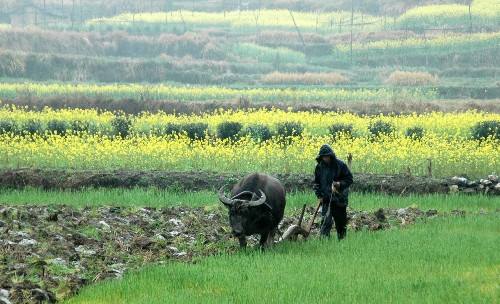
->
[[261, 72, 349, 85], [386, 70, 439, 86]]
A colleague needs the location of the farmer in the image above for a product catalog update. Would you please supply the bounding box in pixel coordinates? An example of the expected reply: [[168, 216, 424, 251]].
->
[[313, 144, 353, 240]]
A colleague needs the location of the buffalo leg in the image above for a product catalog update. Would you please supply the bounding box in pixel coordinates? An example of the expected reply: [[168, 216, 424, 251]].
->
[[238, 236, 247, 248], [266, 228, 276, 247], [259, 233, 268, 247]]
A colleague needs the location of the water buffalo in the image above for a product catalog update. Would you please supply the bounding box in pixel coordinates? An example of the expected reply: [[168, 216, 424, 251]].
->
[[218, 173, 286, 248]]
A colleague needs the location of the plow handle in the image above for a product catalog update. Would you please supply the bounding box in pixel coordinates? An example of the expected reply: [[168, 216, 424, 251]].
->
[[297, 204, 306, 227], [306, 200, 322, 236]]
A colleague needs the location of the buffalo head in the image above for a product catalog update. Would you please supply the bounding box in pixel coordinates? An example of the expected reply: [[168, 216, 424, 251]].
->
[[218, 187, 271, 238]]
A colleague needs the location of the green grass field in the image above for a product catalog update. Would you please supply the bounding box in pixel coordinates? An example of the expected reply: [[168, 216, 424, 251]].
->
[[65, 215, 499, 304], [0, 188, 497, 212]]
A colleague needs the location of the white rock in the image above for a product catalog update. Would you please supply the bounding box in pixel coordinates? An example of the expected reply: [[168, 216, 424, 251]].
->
[[18, 239, 37, 246], [167, 246, 179, 252], [49, 258, 67, 266], [168, 218, 183, 226], [480, 179, 492, 186], [75, 245, 96, 256], [98, 221, 111, 230], [487, 174, 498, 182], [494, 183, 500, 192], [449, 185, 459, 193], [173, 251, 187, 257], [397, 208, 407, 217], [153, 234, 166, 241], [451, 176, 468, 185], [0, 289, 9, 298], [0, 296, 11, 304], [168, 230, 180, 237], [10, 231, 29, 238]]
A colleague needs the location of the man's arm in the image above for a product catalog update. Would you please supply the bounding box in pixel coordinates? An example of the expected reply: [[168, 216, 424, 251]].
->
[[313, 164, 323, 199], [337, 162, 353, 191]]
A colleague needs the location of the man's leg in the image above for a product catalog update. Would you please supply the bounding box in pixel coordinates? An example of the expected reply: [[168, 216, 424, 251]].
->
[[332, 204, 347, 240], [320, 201, 333, 237]]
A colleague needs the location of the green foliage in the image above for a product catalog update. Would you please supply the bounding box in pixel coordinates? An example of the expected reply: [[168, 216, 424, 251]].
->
[[164, 123, 183, 136], [276, 121, 304, 138], [111, 116, 131, 138], [148, 123, 183, 136], [471, 120, 499, 140], [216, 121, 243, 140], [181, 123, 209, 139], [329, 123, 354, 138], [244, 124, 272, 142], [47, 119, 70, 135], [0, 83, 439, 103], [23, 119, 44, 135], [71, 120, 99, 135], [368, 120, 395, 137], [0, 119, 18, 135], [405, 126, 425, 139]]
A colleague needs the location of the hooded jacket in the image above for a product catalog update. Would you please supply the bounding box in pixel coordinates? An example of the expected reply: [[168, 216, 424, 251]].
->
[[313, 144, 353, 206]]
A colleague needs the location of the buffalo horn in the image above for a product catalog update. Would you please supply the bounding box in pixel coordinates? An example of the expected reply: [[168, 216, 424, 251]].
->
[[218, 186, 234, 206], [231, 191, 256, 200], [245, 190, 267, 207]]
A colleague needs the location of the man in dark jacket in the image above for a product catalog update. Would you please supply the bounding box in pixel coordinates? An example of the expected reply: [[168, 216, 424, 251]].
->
[[313, 144, 353, 240]]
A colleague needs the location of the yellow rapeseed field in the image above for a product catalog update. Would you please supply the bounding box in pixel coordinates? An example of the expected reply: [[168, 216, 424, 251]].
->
[[0, 108, 498, 177], [1, 107, 498, 137], [0, 133, 496, 177]]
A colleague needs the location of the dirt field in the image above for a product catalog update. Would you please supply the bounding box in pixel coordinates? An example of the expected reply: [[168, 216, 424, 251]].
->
[[0, 204, 456, 303]]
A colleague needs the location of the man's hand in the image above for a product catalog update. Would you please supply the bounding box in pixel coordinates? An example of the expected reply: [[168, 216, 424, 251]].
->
[[318, 197, 323, 204], [332, 182, 340, 192]]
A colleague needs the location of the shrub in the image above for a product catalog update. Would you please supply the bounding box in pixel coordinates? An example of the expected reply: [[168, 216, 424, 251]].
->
[[385, 70, 438, 86], [47, 119, 70, 135], [216, 121, 243, 140], [71, 120, 98, 134], [0, 119, 17, 134], [276, 122, 304, 138], [244, 124, 272, 142], [471, 120, 499, 140], [164, 123, 183, 135], [405, 126, 425, 139], [261, 72, 349, 85], [149, 123, 182, 136], [368, 120, 395, 137], [111, 116, 131, 138], [329, 123, 354, 138], [181, 123, 209, 139], [23, 119, 44, 135]]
